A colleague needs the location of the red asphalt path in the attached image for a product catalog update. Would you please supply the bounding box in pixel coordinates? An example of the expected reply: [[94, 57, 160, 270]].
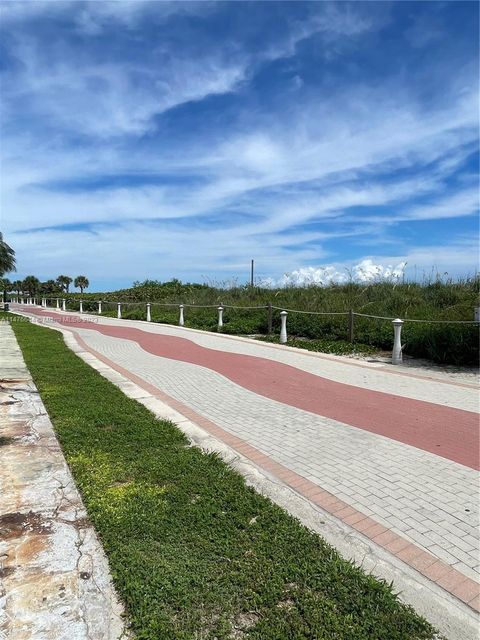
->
[[24, 307, 479, 470]]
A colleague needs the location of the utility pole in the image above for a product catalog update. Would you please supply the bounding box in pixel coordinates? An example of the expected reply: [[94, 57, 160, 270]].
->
[[250, 259, 254, 287]]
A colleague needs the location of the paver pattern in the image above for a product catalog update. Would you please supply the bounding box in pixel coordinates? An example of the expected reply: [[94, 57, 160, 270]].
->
[[14, 306, 480, 614]]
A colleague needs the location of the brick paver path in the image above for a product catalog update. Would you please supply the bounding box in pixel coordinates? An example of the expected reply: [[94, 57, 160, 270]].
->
[[16, 306, 480, 613]]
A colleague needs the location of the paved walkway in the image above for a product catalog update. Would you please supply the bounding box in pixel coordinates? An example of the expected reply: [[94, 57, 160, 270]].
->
[[12, 306, 480, 631], [0, 321, 125, 640]]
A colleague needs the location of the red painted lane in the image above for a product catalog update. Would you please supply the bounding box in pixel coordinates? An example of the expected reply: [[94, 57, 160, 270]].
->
[[24, 308, 480, 469]]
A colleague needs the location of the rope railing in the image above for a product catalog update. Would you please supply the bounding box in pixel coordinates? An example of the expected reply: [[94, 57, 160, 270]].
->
[[148, 302, 179, 307], [223, 304, 269, 310], [352, 312, 397, 320], [12, 296, 480, 322], [182, 303, 219, 308], [399, 318, 480, 325], [352, 312, 480, 324], [272, 306, 348, 316], [9, 296, 480, 366]]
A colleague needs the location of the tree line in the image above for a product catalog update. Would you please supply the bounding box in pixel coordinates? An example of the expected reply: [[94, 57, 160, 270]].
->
[[1, 275, 90, 296]]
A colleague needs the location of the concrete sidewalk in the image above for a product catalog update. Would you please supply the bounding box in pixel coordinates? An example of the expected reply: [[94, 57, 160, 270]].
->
[[11, 306, 480, 639], [0, 321, 125, 640]]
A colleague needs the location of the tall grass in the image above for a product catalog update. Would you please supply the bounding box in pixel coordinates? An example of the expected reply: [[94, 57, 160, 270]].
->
[[60, 275, 479, 366]]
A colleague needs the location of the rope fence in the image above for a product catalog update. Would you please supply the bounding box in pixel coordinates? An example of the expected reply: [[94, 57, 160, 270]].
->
[[271, 306, 348, 316], [10, 295, 480, 365], [352, 312, 480, 324]]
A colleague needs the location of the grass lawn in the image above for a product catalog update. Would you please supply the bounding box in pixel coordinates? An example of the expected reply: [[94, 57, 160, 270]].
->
[[5, 313, 439, 640], [255, 335, 377, 356]]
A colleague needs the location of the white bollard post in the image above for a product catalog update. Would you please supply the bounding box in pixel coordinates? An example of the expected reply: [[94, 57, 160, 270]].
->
[[475, 306, 480, 322], [218, 306, 224, 330], [79, 300, 83, 314], [146, 303, 151, 322], [41, 298, 45, 307], [117, 303, 122, 319], [98, 301, 102, 314], [62, 299, 66, 311], [392, 318, 404, 365], [56, 298, 60, 309], [280, 310, 288, 344], [179, 304, 185, 327], [33, 298, 36, 305]]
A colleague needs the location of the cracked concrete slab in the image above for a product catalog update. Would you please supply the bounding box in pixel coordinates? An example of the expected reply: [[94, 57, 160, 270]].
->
[[0, 321, 127, 640]]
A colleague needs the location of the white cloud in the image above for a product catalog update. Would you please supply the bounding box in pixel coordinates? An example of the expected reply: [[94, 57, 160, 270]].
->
[[400, 188, 479, 221], [275, 260, 407, 287], [0, 1, 207, 29], [2, 49, 246, 138]]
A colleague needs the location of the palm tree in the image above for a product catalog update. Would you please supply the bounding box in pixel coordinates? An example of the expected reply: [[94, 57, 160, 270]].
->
[[57, 275, 73, 293], [0, 277, 12, 305], [0, 232, 16, 277], [1, 278, 12, 291], [22, 275, 41, 297], [41, 280, 58, 295], [12, 280, 23, 295], [74, 275, 89, 294]]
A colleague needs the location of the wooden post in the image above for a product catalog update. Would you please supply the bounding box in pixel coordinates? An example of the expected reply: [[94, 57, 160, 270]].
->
[[348, 309, 354, 343], [267, 303, 273, 334]]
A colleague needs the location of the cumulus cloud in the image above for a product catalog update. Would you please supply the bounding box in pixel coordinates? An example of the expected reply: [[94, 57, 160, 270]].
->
[[272, 260, 407, 287]]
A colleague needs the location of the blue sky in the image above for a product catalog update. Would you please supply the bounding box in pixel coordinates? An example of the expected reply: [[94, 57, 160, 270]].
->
[[1, 1, 478, 290]]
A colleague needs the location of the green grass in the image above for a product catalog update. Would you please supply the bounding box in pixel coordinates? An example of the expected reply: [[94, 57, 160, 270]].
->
[[6, 313, 439, 640], [256, 335, 376, 356]]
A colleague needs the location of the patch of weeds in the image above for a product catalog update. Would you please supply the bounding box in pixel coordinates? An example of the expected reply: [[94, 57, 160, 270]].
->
[[256, 335, 377, 356]]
